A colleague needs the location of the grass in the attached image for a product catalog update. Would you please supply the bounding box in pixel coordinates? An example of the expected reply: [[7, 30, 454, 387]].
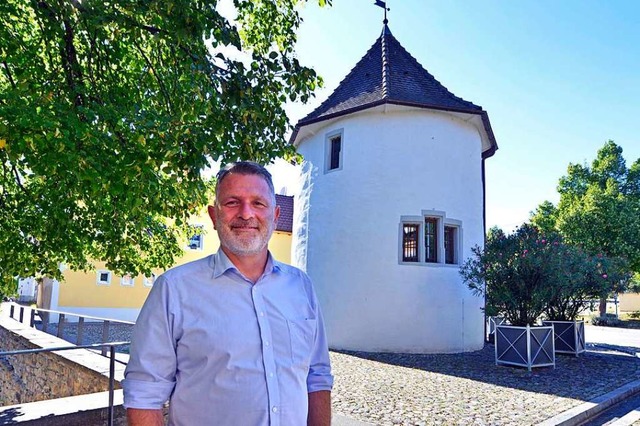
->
[[576, 311, 640, 329]]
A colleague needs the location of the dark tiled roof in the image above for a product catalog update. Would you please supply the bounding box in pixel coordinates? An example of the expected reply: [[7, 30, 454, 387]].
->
[[275, 194, 293, 233], [291, 25, 497, 156]]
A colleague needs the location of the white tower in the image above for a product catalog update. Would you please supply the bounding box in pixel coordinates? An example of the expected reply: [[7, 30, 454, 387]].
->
[[290, 25, 498, 353]]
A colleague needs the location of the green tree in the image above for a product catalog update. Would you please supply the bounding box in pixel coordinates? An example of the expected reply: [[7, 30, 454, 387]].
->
[[0, 0, 330, 295], [531, 141, 640, 314]]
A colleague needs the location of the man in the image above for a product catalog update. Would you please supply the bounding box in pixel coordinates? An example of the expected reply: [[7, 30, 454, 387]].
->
[[123, 161, 333, 426]]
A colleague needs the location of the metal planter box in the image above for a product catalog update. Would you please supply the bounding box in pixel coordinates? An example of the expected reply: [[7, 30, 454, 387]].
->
[[486, 316, 507, 343], [542, 320, 586, 356], [495, 324, 555, 371]]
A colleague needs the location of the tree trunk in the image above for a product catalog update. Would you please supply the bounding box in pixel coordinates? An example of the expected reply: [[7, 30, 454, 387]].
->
[[598, 296, 607, 317]]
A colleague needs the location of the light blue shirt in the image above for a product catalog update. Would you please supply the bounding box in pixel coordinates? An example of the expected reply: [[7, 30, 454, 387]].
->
[[123, 251, 333, 426]]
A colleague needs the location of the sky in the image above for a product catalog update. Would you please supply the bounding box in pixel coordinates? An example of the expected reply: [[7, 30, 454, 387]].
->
[[278, 0, 640, 233]]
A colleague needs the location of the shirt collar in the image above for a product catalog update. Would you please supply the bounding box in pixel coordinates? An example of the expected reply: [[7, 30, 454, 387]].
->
[[211, 249, 281, 280]]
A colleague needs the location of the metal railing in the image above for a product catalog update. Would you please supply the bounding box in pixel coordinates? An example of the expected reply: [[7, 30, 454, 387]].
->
[[0, 341, 129, 426], [8, 303, 134, 356]]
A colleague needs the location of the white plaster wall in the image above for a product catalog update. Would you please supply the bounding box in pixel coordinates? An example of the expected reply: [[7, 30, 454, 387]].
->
[[295, 109, 486, 353], [17, 278, 37, 302]]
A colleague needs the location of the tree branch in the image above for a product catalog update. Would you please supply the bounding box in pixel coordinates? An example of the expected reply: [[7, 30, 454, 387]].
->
[[2, 61, 17, 89], [132, 40, 173, 113], [11, 163, 29, 196]]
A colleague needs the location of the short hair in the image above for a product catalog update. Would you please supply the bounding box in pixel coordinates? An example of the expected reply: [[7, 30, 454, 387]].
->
[[215, 161, 275, 200]]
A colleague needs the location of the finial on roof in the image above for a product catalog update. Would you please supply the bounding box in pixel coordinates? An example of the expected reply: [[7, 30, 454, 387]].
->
[[374, 0, 390, 25]]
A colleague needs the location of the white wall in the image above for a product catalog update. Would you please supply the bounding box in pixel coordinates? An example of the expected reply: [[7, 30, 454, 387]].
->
[[295, 108, 486, 353], [17, 278, 37, 303]]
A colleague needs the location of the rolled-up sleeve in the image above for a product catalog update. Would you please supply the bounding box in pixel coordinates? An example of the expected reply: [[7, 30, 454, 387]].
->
[[306, 286, 334, 393], [123, 276, 178, 409]]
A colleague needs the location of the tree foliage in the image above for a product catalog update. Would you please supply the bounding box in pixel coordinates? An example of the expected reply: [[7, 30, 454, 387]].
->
[[531, 141, 640, 272], [0, 0, 329, 292], [460, 224, 623, 326]]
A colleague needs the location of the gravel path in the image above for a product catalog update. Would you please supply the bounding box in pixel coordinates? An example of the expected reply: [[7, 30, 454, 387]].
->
[[330, 346, 640, 426]]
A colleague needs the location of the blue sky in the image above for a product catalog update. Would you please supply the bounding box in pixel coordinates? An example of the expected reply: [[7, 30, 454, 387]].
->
[[284, 0, 640, 232]]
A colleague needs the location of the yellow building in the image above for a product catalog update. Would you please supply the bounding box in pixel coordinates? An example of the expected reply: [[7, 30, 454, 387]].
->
[[38, 195, 294, 322], [620, 292, 640, 313]]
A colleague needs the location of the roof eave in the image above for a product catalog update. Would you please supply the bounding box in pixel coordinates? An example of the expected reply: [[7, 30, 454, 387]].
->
[[291, 100, 498, 157]]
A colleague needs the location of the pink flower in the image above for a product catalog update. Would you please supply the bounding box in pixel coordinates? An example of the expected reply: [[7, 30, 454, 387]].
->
[[541, 239, 546, 244], [602, 274, 608, 279]]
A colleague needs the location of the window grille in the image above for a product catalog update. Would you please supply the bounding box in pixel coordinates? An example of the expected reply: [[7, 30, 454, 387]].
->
[[402, 224, 419, 262], [425, 217, 438, 263], [330, 136, 341, 170], [445, 226, 456, 264]]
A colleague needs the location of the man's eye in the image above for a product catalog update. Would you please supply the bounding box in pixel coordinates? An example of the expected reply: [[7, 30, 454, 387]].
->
[[225, 201, 239, 207]]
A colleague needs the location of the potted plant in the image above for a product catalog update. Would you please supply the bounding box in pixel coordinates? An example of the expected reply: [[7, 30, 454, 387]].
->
[[461, 224, 556, 371]]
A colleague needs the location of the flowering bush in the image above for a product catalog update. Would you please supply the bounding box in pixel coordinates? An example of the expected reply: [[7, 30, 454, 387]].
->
[[545, 248, 628, 321], [460, 224, 627, 326]]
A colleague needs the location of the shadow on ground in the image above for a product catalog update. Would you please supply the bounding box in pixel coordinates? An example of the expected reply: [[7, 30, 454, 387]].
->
[[0, 407, 22, 424], [334, 343, 640, 402]]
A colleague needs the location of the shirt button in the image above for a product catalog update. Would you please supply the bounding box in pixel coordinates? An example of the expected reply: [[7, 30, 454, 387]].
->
[[260, 311, 265, 317], [265, 341, 270, 346], [272, 406, 278, 413], [269, 372, 274, 378]]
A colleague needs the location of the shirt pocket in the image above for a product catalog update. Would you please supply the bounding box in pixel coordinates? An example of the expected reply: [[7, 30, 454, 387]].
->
[[286, 318, 317, 368]]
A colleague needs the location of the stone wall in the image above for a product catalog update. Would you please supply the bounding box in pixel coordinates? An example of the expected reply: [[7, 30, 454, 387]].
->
[[0, 314, 118, 406]]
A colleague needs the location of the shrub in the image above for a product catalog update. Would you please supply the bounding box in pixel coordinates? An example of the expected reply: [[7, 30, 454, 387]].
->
[[461, 224, 557, 326], [591, 314, 622, 327], [461, 223, 625, 326]]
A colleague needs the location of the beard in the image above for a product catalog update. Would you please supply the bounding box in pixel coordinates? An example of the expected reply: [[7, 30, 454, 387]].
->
[[216, 216, 274, 257]]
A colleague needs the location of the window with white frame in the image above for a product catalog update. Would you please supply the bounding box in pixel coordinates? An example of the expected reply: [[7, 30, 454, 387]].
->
[[188, 224, 204, 250], [97, 270, 112, 286], [120, 274, 135, 287], [399, 211, 461, 266], [324, 129, 343, 173], [143, 273, 157, 287]]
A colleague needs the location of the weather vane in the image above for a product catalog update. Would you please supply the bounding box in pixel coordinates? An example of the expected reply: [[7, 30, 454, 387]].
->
[[374, 0, 390, 24]]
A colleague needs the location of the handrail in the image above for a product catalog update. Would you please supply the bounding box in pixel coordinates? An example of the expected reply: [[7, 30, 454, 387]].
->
[[29, 305, 135, 325], [7, 303, 134, 355], [0, 341, 130, 426]]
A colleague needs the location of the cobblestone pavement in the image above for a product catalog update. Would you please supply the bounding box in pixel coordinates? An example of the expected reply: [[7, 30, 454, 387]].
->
[[330, 346, 640, 426], [35, 322, 133, 353], [13, 308, 640, 426]]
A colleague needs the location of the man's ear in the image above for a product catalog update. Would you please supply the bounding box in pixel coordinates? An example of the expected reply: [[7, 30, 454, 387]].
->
[[273, 205, 280, 226], [208, 205, 217, 230]]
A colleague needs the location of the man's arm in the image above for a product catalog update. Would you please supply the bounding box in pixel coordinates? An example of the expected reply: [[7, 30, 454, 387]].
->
[[127, 408, 164, 426], [307, 390, 331, 426]]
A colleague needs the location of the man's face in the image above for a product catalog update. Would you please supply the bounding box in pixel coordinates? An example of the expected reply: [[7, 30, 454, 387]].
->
[[209, 173, 280, 258]]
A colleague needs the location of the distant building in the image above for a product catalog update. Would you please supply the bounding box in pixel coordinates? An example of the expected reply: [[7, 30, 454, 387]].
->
[[37, 196, 294, 322], [290, 25, 498, 353]]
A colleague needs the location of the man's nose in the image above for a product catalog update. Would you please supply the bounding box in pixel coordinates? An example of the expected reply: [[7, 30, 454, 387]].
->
[[238, 202, 255, 219]]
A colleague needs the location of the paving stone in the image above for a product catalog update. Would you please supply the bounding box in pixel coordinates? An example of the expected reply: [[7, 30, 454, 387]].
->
[[330, 346, 640, 425]]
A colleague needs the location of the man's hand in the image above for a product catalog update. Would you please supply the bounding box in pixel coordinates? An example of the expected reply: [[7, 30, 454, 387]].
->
[[127, 408, 164, 426], [308, 390, 331, 426]]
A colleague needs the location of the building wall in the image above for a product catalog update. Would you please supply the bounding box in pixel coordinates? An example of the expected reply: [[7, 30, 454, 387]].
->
[[295, 108, 486, 353], [53, 210, 292, 322], [17, 278, 37, 303], [620, 293, 640, 312]]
